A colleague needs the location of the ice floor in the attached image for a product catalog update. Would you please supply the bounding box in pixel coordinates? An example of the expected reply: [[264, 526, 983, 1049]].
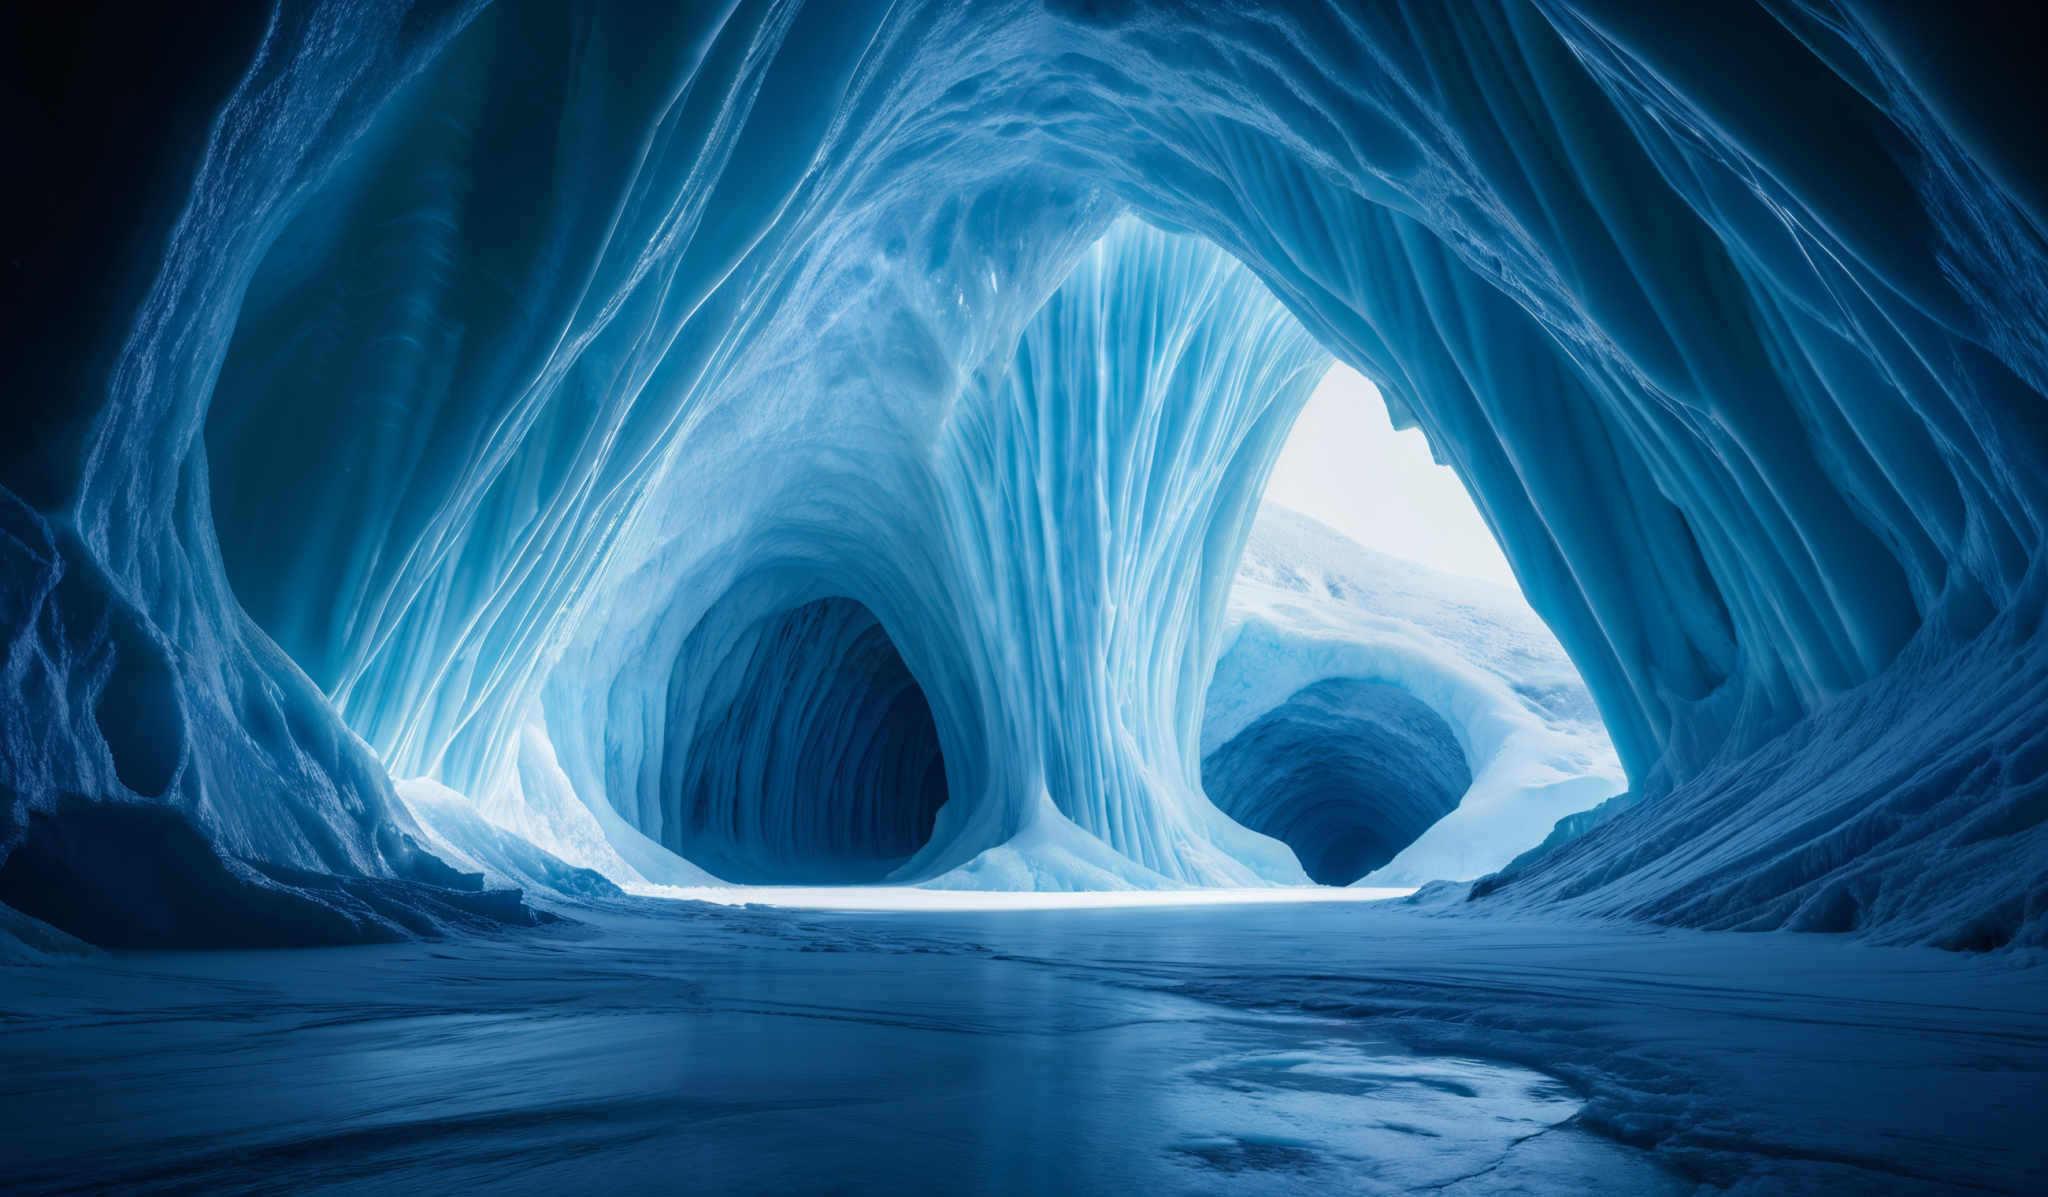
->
[[3, 897, 2044, 1194]]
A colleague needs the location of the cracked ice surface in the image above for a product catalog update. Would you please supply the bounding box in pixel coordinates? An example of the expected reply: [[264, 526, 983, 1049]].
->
[[5, 899, 2041, 1192]]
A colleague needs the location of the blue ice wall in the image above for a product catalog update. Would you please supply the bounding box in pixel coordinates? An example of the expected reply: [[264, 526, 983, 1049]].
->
[[906, 224, 1329, 885], [4, 1, 2046, 943]]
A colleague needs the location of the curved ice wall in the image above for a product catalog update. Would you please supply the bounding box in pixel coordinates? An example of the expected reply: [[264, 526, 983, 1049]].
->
[[663, 597, 948, 885], [5, 1, 2047, 942]]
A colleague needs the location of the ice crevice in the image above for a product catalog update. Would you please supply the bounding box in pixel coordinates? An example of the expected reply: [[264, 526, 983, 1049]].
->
[[4, 0, 2047, 946]]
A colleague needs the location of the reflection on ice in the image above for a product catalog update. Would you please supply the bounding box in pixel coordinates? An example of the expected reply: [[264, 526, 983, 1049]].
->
[[1168, 1039, 1680, 1194], [0, 901, 1683, 1195], [6, 897, 2038, 1191]]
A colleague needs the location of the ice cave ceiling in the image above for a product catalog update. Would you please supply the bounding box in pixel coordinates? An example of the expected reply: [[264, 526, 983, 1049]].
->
[[4, 0, 2046, 948]]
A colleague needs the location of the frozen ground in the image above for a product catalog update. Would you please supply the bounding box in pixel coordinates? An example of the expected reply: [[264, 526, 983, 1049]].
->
[[3, 898, 2042, 1194]]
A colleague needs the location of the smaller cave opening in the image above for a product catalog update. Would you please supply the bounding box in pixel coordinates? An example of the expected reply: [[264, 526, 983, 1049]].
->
[[1202, 678, 1470, 886], [1201, 357, 1616, 884], [670, 596, 947, 884], [86, 595, 183, 800]]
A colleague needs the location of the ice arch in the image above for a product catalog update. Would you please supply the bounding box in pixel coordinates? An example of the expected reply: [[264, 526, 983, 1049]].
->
[[531, 222, 1327, 890], [5, 0, 2047, 944], [1204, 678, 1472, 886]]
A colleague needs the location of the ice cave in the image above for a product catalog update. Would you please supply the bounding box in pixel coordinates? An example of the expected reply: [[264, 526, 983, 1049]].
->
[[4, 1, 2046, 1191]]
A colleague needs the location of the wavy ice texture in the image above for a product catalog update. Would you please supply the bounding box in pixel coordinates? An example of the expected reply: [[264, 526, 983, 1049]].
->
[[905, 226, 1330, 887], [4, 1, 2046, 944], [1207, 505, 1624, 887]]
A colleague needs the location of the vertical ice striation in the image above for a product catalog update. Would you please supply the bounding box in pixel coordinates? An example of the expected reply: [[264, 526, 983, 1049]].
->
[[535, 220, 1329, 890], [663, 597, 947, 885], [905, 223, 1329, 886]]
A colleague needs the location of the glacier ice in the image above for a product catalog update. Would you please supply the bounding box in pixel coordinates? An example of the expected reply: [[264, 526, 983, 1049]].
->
[[531, 220, 1327, 892], [4, 0, 2047, 947]]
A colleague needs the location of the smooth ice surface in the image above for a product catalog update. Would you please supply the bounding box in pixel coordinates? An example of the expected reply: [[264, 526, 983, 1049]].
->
[[4, 898, 2042, 1194], [638, 884, 1418, 911]]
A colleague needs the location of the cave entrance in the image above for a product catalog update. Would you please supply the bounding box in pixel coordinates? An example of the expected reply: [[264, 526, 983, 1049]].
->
[[672, 596, 948, 885], [1202, 362, 1614, 886], [1206, 679, 1470, 885], [1259, 364, 1517, 589]]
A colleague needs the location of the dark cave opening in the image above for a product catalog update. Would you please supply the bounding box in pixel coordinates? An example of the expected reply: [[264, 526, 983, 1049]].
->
[[667, 597, 949, 885], [1202, 677, 1471, 886]]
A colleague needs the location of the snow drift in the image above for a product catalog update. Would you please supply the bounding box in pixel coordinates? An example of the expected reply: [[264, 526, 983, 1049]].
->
[[4, 1, 2046, 945]]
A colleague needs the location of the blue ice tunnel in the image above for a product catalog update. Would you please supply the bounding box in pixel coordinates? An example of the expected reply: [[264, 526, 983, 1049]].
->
[[197, 186, 1424, 888], [197, 204, 1363, 887], [9, 0, 2047, 943]]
